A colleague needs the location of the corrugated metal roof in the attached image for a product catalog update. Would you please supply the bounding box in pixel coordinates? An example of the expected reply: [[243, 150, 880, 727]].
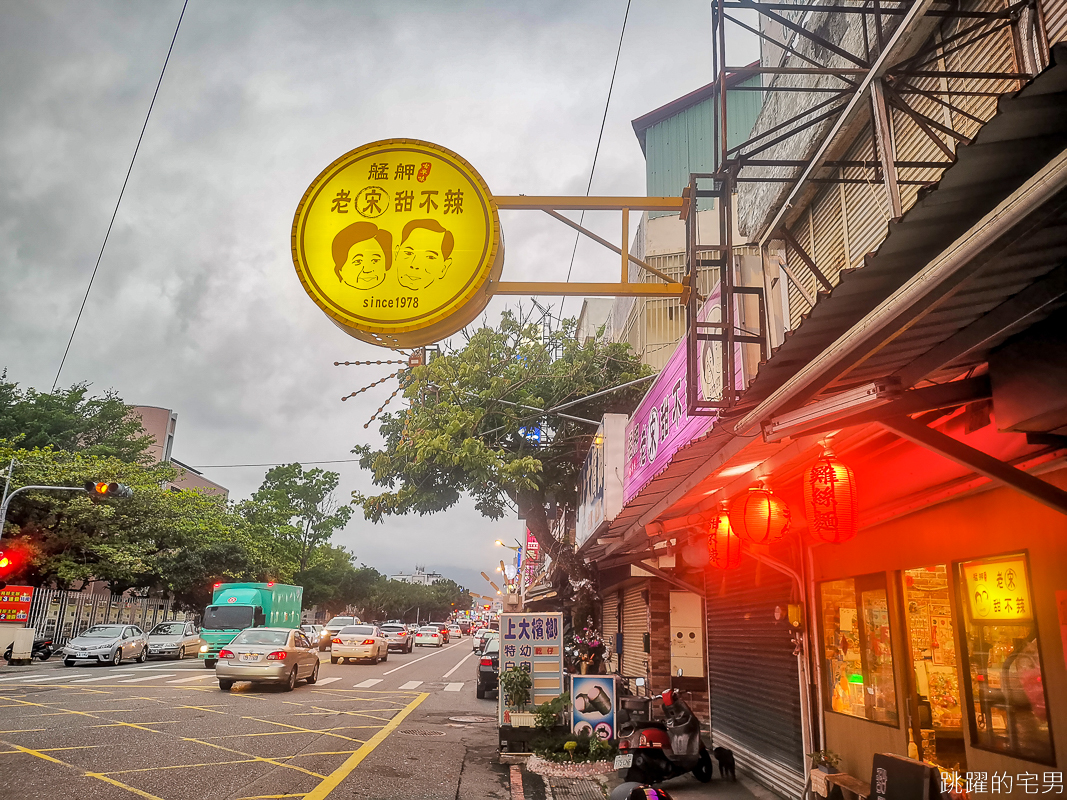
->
[[732, 43, 1067, 416], [598, 44, 1067, 549]]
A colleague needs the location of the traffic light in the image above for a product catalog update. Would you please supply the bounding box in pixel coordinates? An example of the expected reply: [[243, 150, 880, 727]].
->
[[83, 480, 133, 501], [0, 550, 16, 590]]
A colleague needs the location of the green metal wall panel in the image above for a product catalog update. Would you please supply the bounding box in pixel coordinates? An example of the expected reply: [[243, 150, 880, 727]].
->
[[644, 76, 762, 218]]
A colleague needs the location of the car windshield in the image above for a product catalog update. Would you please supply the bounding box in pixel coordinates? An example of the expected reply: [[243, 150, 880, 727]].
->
[[382, 625, 404, 632], [150, 623, 187, 636], [78, 625, 124, 639], [231, 630, 289, 646], [340, 626, 375, 635], [326, 617, 354, 627], [484, 640, 500, 654], [419, 627, 439, 633], [202, 605, 254, 630]]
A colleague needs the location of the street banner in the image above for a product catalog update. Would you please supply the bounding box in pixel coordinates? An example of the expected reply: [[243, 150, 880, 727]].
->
[[0, 586, 34, 624], [571, 674, 617, 740], [498, 612, 564, 726]]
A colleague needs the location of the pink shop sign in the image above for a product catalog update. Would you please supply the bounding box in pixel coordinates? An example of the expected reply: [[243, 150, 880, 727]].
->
[[623, 287, 742, 504]]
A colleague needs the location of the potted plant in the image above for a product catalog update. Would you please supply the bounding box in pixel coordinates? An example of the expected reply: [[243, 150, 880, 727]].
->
[[809, 749, 841, 774], [534, 692, 570, 731], [567, 624, 606, 674], [499, 666, 535, 726]]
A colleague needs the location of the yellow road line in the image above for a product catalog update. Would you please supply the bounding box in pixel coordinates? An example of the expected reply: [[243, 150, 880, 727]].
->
[[180, 736, 326, 779], [303, 692, 428, 800], [1, 740, 164, 800], [241, 716, 364, 742]]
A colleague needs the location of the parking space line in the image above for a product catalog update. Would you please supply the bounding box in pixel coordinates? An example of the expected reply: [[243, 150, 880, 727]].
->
[[120, 674, 175, 683], [71, 673, 135, 683], [167, 675, 215, 684], [444, 683, 464, 692], [354, 679, 381, 688], [303, 692, 429, 800], [398, 680, 422, 690], [179, 736, 326, 779], [442, 651, 474, 678]]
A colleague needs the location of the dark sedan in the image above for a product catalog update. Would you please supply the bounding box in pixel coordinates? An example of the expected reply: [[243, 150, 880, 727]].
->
[[475, 638, 499, 699]]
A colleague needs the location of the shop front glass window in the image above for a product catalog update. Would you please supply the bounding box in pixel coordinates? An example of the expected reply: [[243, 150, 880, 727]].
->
[[820, 574, 899, 725], [902, 565, 966, 772], [957, 554, 1053, 764]]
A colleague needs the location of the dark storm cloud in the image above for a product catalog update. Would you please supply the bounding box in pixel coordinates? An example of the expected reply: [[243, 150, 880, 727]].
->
[[0, 0, 754, 586]]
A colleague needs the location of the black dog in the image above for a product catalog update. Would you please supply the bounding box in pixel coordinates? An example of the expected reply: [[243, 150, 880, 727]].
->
[[713, 746, 736, 780]]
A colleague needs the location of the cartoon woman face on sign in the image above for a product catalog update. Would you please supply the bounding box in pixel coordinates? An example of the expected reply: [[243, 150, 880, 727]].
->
[[332, 222, 393, 289]]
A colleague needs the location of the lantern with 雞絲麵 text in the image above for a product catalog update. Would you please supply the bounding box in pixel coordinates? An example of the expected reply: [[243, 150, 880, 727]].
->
[[729, 484, 791, 545], [708, 503, 742, 570], [803, 447, 857, 544]]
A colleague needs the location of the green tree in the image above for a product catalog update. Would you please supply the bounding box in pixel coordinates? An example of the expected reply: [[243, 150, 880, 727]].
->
[[0, 442, 279, 606], [252, 463, 354, 571], [0, 372, 154, 463], [352, 312, 649, 603]]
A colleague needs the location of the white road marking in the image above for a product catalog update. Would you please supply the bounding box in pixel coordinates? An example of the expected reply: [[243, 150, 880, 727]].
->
[[444, 682, 464, 692], [398, 680, 422, 690], [120, 673, 175, 683], [311, 676, 342, 686], [354, 679, 382, 688], [71, 673, 135, 683], [0, 673, 48, 682], [167, 674, 216, 683], [442, 651, 474, 678], [382, 640, 467, 676]]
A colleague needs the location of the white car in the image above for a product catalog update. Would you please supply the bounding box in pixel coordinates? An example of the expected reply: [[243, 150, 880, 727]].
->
[[415, 626, 443, 647], [330, 625, 389, 664], [63, 624, 149, 666], [447, 624, 463, 639], [148, 621, 202, 659]]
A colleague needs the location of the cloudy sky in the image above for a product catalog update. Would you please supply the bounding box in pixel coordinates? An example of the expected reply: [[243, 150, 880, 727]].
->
[[0, 1, 756, 593]]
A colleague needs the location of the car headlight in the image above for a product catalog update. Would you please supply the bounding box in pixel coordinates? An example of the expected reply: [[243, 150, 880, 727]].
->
[[199, 644, 209, 652]]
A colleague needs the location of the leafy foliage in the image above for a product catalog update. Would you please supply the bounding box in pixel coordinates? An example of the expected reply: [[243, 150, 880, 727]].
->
[[351, 311, 650, 605], [0, 372, 154, 463]]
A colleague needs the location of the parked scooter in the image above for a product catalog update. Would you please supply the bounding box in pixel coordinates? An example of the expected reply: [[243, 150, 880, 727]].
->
[[615, 689, 714, 784], [4, 638, 55, 662]]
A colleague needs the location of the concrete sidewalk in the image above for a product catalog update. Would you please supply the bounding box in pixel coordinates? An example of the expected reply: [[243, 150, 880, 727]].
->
[[535, 770, 779, 800]]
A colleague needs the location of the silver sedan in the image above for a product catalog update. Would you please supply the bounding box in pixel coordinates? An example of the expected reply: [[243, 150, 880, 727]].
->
[[63, 624, 149, 666], [215, 627, 320, 691], [147, 621, 202, 659]]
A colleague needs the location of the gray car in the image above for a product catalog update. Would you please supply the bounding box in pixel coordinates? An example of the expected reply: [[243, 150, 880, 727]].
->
[[381, 623, 414, 653], [215, 627, 320, 691], [63, 624, 149, 666], [147, 621, 202, 659]]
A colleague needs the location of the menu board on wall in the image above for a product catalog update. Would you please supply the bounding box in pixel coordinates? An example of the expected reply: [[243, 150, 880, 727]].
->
[[960, 555, 1032, 622]]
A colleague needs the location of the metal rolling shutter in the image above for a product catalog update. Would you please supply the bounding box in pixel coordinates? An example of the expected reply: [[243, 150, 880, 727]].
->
[[602, 593, 621, 674], [810, 184, 847, 288], [707, 559, 805, 798], [621, 583, 649, 679]]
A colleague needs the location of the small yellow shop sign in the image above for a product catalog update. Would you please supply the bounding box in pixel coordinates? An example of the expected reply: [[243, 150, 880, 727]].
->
[[960, 555, 1032, 622], [291, 139, 503, 347]]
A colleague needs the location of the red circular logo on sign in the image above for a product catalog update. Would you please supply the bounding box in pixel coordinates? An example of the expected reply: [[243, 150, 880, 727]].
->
[[227, 597, 236, 603]]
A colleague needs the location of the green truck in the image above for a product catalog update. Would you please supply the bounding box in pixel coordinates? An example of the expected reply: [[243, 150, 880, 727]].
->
[[198, 582, 303, 668]]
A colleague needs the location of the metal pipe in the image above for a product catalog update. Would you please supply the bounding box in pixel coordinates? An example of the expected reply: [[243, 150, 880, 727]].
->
[[740, 145, 1067, 433], [757, 0, 937, 247]]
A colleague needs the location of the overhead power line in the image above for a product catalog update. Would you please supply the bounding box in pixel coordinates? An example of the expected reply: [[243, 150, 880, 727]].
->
[[52, 0, 189, 391], [559, 0, 633, 321]]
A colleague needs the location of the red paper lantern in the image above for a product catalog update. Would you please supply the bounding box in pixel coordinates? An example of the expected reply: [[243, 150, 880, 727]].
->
[[708, 504, 742, 570], [803, 448, 857, 544], [729, 484, 791, 545]]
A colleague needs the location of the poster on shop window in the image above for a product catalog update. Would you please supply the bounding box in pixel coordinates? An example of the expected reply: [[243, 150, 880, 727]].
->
[[571, 675, 617, 739], [498, 612, 563, 726]]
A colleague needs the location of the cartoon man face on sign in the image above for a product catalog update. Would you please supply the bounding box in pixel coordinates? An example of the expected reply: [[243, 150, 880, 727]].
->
[[395, 219, 454, 290], [332, 222, 393, 289]]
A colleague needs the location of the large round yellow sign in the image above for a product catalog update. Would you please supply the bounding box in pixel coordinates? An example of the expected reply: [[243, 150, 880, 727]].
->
[[292, 139, 503, 347]]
